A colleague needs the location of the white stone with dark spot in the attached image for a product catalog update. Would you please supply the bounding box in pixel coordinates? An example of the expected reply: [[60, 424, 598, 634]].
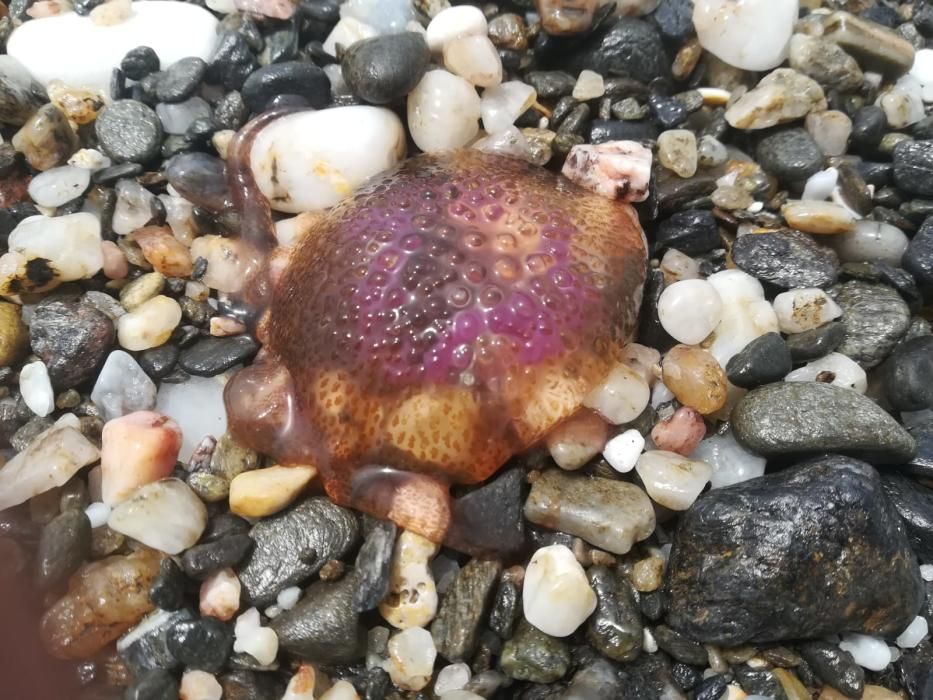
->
[[603, 428, 645, 474], [773, 288, 843, 334], [27, 166, 90, 208], [785, 352, 868, 394]]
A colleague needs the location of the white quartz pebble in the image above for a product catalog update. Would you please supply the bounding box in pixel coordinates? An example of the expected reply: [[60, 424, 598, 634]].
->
[[471, 126, 534, 162], [546, 410, 608, 470], [117, 295, 182, 351], [7, 1, 219, 94], [112, 178, 157, 236], [341, 0, 414, 33], [188, 235, 247, 294], [523, 544, 596, 637], [251, 106, 406, 214], [603, 428, 645, 474], [156, 375, 227, 462], [319, 681, 360, 700], [830, 220, 910, 267], [108, 478, 208, 554], [909, 48, 933, 100], [425, 5, 488, 53], [408, 70, 482, 153], [322, 17, 377, 56], [693, 0, 798, 71], [583, 362, 651, 425], [276, 586, 302, 611], [179, 670, 223, 700], [4, 213, 103, 287], [896, 616, 929, 649], [233, 607, 279, 665], [0, 417, 99, 511], [443, 35, 502, 88], [705, 269, 780, 367], [878, 75, 925, 129], [27, 166, 90, 208], [84, 501, 111, 528], [690, 430, 766, 489], [281, 665, 318, 700], [839, 633, 892, 672], [200, 567, 241, 621], [773, 288, 843, 334], [643, 627, 658, 653], [68, 148, 111, 171], [434, 663, 471, 695], [635, 450, 713, 511], [658, 279, 723, 345], [802, 167, 839, 202], [921, 564, 933, 581], [91, 350, 157, 421], [785, 352, 868, 394], [385, 627, 437, 691], [573, 70, 605, 101], [481, 81, 536, 134], [380, 530, 439, 629], [20, 360, 54, 417]]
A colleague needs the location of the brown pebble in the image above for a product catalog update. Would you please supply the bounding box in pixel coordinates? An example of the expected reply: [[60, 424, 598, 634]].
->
[[12, 104, 78, 171], [535, 0, 596, 35], [318, 559, 346, 582], [661, 345, 729, 415], [132, 225, 194, 278]]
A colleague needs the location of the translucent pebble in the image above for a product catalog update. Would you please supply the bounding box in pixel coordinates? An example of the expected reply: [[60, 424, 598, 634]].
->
[[4, 213, 103, 288], [658, 279, 723, 345], [781, 200, 856, 235], [443, 35, 502, 88], [921, 564, 933, 581], [322, 17, 377, 56], [878, 74, 925, 129], [829, 220, 910, 267], [839, 633, 892, 672], [602, 428, 645, 473], [705, 269, 780, 367], [200, 568, 241, 621], [693, 0, 798, 71], [523, 544, 596, 637], [27, 165, 90, 207], [425, 5, 488, 53], [100, 410, 182, 505], [772, 288, 843, 334], [408, 70, 481, 153], [117, 295, 181, 351], [635, 449, 712, 510], [805, 110, 852, 157], [895, 616, 928, 649], [659, 248, 700, 283], [661, 345, 729, 415], [583, 362, 651, 425], [650, 406, 706, 456], [481, 81, 536, 134], [276, 586, 302, 611], [385, 627, 437, 691], [341, 0, 414, 33], [112, 178, 156, 236], [189, 236, 247, 293], [91, 350, 157, 421], [380, 530, 439, 629], [471, 125, 533, 161], [179, 670, 223, 700], [84, 501, 111, 528], [802, 167, 838, 202], [546, 410, 608, 470], [690, 430, 766, 489], [572, 70, 605, 101], [108, 478, 208, 555], [155, 375, 228, 462], [319, 681, 360, 700], [20, 360, 54, 417], [68, 148, 111, 171], [657, 129, 697, 178], [233, 607, 279, 665], [785, 352, 868, 394], [156, 96, 211, 135], [697, 135, 728, 168], [435, 663, 471, 695], [643, 627, 658, 653]]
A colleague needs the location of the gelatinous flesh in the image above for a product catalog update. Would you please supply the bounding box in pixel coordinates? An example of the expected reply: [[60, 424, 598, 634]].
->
[[225, 131, 647, 542]]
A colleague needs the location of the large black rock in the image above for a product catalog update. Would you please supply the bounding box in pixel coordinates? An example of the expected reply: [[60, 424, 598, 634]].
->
[[881, 472, 933, 563], [664, 455, 923, 645]]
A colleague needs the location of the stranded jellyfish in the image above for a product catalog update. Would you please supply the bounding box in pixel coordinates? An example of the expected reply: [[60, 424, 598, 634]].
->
[[222, 111, 648, 544]]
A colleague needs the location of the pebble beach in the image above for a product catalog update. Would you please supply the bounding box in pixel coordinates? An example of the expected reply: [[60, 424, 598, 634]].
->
[[0, 0, 932, 699]]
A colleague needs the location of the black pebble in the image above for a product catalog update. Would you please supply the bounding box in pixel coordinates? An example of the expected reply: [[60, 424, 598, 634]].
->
[[178, 335, 261, 377], [653, 0, 694, 41], [799, 640, 865, 698], [850, 105, 887, 149], [589, 119, 658, 144], [241, 61, 330, 113], [341, 32, 430, 105], [879, 336, 933, 412], [648, 93, 688, 129], [121, 46, 160, 81], [181, 533, 254, 580], [96, 100, 163, 164], [93, 162, 144, 185], [895, 140, 933, 198], [525, 70, 576, 100], [124, 669, 179, 700], [756, 128, 824, 184], [166, 618, 234, 673], [138, 344, 180, 380], [149, 558, 187, 611], [726, 333, 793, 389], [213, 91, 249, 131], [36, 509, 91, 589], [654, 209, 720, 255], [208, 32, 259, 91], [903, 215, 933, 293], [785, 321, 847, 362]]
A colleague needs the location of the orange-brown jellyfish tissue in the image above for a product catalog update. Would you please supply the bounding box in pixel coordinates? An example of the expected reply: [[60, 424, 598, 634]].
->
[[224, 120, 648, 544]]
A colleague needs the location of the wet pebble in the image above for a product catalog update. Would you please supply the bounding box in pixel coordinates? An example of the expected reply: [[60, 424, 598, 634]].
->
[[500, 619, 570, 683], [725, 332, 793, 389], [30, 298, 114, 389], [167, 617, 234, 673], [431, 559, 501, 662], [879, 336, 933, 412], [830, 280, 911, 368], [342, 33, 430, 104], [732, 230, 839, 289], [655, 209, 720, 255], [36, 508, 91, 589], [756, 128, 824, 184], [95, 100, 163, 164], [178, 335, 261, 377], [241, 62, 330, 113]]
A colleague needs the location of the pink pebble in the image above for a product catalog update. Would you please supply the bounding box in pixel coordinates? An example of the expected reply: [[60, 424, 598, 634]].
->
[[101, 240, 129, 280], [100, 411, 183, 505], [650, 406, 706, 456], [200, 568, 242, 621]]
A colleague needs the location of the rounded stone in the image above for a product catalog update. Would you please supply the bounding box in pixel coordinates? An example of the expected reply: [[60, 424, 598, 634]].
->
[[241, 61, 330, 113], [342, 32, 430, 105], [95, 100, 163, 163]]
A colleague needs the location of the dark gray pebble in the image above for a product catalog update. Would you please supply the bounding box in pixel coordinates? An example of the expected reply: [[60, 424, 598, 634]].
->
[[726, 332, 793, 389], [694, 675, 729, 700], [830, 280, 911, 368], [851, 105, 887, 148], [799, 640, 865, 698], [665, 454, 923, 644], [648, 93, 688, 129], [121, 46, 160, 82], [431, 559, 502, 662], [138, 344, 180, 380], [148, 558, 187, 611], [881, 473, 933, 562], [489, 575, 521, 640], [36, 509, 90, 589], [785, 321, 847, 362], [653, 625, 707, 666], [207, 32, 259, 91], [342, 32, 430, 105], [500, 620, 570, 683], [444, 468, 525, 557], [117, 608, 194, 673], [92, 161, 144, 185], [894, 139, 933, 197], [879, 335, 933, 411], [903, 214, 933, 295], [96, 100, 163, 163], [654, 209, 720, 255], [178, 335, 261, 377], [733, 666, 786, 700], [569, 18, 669, 84], [732, 381, 916, 463], [237, 497, 359, 605], [732, 230, 839, 289], [166, 618, 233, 673], [213, 91, 249, 132], [525, 70, 575, 100], [756, 128, 824, 184], [181, 533, 253, 580], [220, 669, 286, 700], [652, 0, 693, 41], [29, 298, 114, 389], [241, 61, 329, 113], [351, 519, 396, 613], [586, 566, 642, 663], [589, 118, 658, 144]]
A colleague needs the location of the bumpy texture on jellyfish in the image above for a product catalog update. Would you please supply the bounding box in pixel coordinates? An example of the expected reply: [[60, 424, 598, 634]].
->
[[225, 147, 648, 542]]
